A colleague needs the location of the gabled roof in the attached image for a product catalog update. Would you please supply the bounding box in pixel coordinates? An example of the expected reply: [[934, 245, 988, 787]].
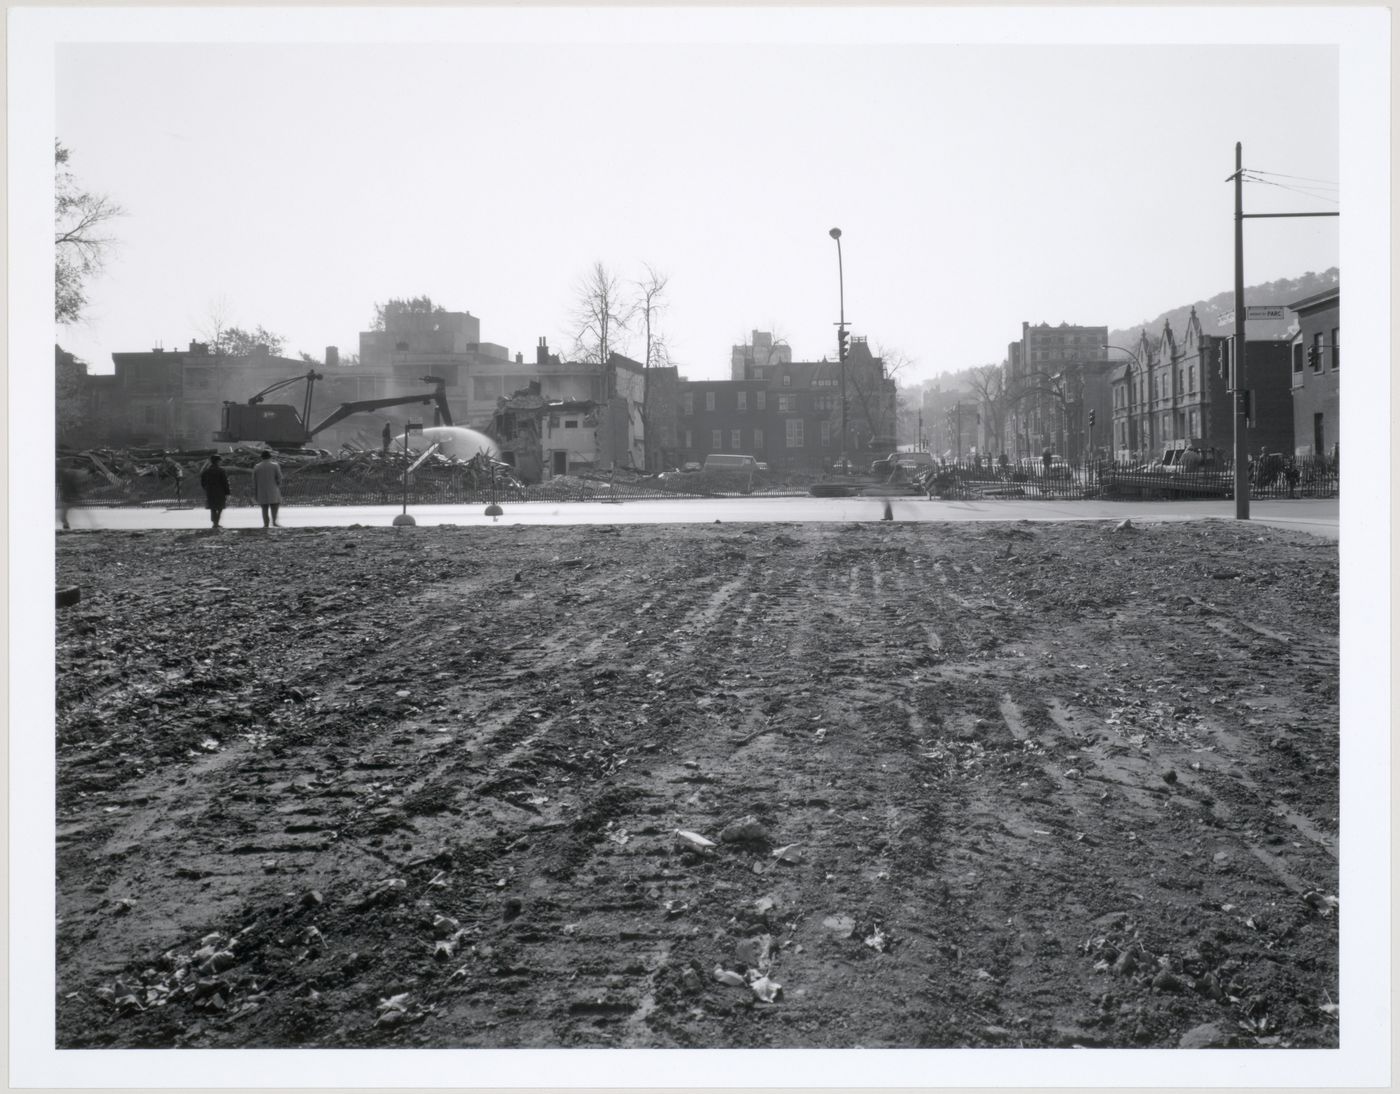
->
[[1287, 287, 1339, 312]]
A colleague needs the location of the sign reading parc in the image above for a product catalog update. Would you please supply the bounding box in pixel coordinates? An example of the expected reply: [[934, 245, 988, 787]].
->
[[1217, 305, 1287, 326]]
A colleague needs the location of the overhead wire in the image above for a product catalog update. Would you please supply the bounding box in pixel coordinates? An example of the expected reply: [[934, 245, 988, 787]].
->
[[1242, 173, 1340, 205], [1242, 168, 1339, 187]]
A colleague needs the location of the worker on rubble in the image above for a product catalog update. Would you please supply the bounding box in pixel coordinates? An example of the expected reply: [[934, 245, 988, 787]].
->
[[253, 449, 284, 528], [200, 454, 231, 530]]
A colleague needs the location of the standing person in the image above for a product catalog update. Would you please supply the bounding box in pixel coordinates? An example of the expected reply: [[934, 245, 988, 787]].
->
[[57, 465, 83, 531], [200, 454, 231, 530], [382, 421, 392, 456], [252, 449, 283, 528]]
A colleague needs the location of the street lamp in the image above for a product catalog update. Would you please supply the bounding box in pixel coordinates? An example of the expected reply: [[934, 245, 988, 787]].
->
[[829, 227, 848, 473], [1103, 344, 1147, 459], [392, 420, 423, 527]]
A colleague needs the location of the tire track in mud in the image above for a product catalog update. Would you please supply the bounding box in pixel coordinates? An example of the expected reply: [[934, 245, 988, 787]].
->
[[55, 522, 1339, 1049]]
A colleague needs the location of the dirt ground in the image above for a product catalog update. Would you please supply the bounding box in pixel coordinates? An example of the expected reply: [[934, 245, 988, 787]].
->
[[53, 518, 1339, 1050]]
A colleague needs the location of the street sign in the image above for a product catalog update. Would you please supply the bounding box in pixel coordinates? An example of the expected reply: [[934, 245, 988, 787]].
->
[[1216, 305, 1285, 326]]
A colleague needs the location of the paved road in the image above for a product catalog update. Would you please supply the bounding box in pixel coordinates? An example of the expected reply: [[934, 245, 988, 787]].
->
[[64, 496, 1340, 539]]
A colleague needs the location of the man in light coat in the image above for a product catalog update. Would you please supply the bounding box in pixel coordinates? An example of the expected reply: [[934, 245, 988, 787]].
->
[[252, 449, 283, 528]]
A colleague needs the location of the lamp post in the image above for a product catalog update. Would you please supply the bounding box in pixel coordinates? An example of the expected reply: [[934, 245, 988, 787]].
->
[[393, 420, 423, 527], [829, 227, 848, 473], [1103, 344, 1146, 459]]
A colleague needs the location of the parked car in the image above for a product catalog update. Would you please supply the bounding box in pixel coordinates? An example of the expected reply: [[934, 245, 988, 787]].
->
[[703, 454, 759, 473]]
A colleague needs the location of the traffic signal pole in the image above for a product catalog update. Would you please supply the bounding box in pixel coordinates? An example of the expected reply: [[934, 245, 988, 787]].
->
[[829, 227, 848, 472]]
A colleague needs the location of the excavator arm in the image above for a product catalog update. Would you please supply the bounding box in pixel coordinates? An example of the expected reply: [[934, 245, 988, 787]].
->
[[306, 376, 453, 439]]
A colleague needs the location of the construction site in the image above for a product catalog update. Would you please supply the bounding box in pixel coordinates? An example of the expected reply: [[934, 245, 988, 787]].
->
[[52, 516, 1341, 1054]]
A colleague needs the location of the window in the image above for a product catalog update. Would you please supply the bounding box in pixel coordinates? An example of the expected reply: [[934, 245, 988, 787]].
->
[[564, 419, 578, 429], [819, 421, 831, 446], [683, 429, 692, 448], [1311, 333, 1323, 372], [1331, 328, 1339, 370], [730, 429, 741, 449], [782, 374, 791, 387], [1292, 343, 1304, 380], [1188, 366, 1196, 393], [705, 391, 716, 411], [682, 392, 693, 415], [753, 428, 764, 449], [778, 394, 797, 413], [785, 419, 804, 447], [711, 429, 722, 449], [737, 391, 748, 411], [756, 391, 766, 410]]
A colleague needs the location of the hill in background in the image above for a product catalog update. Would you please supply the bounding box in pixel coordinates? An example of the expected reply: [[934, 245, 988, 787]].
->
[[922, 267, 1339, 394], [1108, 267, 1338, 347]]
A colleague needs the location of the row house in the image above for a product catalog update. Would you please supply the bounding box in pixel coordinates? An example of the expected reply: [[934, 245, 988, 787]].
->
[[1108, 308, 1293, 463], [1287, 286, 1340, 460], [675, 334, 896, 473]]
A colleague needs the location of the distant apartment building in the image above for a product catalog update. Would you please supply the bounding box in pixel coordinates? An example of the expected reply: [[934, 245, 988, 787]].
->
[[1286, 286, 1339, 459], [731, 330, 793, 381], [1004, 321, 1111, 460]]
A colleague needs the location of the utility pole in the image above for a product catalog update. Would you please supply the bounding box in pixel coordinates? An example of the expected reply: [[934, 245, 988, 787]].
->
[[1232, 142, 1249, 519], [1229, 141, 1338, 520]]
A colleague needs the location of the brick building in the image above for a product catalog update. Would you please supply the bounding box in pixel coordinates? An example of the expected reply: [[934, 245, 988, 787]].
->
[[1108, 308, 1294, 463], [1286, 286, 1340, 459], [676, 333, 896, 473]]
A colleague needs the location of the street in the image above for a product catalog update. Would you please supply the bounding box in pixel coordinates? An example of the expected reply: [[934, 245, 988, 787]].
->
[[62, 495, 1340, 539]]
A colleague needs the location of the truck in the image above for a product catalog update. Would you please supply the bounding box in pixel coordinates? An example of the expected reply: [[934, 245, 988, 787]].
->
[[213, 370, 454, 449]]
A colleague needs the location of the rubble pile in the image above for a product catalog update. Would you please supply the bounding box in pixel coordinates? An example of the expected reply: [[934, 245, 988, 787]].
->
[[57, 446, 524, 506]]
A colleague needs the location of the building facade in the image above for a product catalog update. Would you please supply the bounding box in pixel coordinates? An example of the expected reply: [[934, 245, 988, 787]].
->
[[730, 330, 793, 381], [1107, 308, 1294, 463], [1004, 321, 1111, 460], [675, 335, 896, 473], [1286, 287, 1340, 459]]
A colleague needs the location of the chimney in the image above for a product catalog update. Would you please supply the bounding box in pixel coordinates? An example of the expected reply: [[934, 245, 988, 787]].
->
[[515, 352, 523, 364], [537, 337, 549, 368], [326, 346, 340, 367]]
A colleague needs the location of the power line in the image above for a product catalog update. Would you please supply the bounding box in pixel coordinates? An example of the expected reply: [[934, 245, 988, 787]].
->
[[1242, 173, 1340, 205], [1244, 168, 1339, 187]]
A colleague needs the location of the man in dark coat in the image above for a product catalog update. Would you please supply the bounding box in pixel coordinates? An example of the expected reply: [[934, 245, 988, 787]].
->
[[200, 454, 231, 529]]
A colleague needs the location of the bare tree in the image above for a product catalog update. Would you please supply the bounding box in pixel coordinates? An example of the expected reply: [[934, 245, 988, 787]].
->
[[55, 142, 123, 325], [571, 262, 631, 366], [633, 265, 669, 470], [966, 364, 1011, 456]]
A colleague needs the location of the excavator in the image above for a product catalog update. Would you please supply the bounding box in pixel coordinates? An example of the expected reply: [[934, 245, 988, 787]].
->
[[213, 370, 453, 449]]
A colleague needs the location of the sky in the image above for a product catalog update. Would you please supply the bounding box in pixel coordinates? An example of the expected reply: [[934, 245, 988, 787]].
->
[[49, 18, 1343, 385]]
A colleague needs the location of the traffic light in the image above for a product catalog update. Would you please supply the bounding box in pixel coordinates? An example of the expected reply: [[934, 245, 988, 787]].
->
[[1306, 345, 1318, 368], [837, 327, 849, 362], [1088, 409, 1096, 427]]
